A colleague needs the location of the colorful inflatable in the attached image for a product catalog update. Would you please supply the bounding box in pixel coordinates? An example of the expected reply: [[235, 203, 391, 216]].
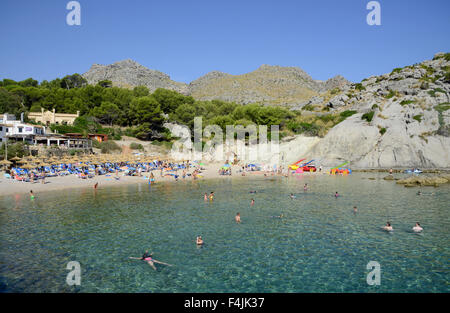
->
[[329, 162, 351, 175], [289, 158, 306, 170]]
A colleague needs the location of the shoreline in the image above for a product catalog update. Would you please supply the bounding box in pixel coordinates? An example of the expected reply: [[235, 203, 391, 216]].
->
[[1, 164, 449, 198]]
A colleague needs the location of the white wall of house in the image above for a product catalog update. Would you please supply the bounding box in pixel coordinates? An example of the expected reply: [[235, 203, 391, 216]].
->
[[0, 113, 46, 144]]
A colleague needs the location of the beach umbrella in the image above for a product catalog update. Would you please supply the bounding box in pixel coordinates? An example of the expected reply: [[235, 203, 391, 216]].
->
[[21, 163, 36, 169], [10, 156, 22, 161], [0, 159, 12, 166], [16, 159, 28, 164]]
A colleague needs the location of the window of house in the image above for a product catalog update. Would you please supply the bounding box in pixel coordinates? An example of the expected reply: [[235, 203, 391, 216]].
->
[[18, 127, 23, 133]]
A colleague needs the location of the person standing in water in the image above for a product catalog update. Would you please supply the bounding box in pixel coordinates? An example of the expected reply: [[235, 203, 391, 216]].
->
[[196, 236, 204, 245], [382, 222, 393, 232], [30, 190, 35, 200], [353, 206, 357, 214], [204, 193, 208, 201], [304, 184, 308, 191], [94, 182, 98, 189], [413, 222, 423, 232], [235, 213, 241, 223], [209, 192, 214, 201], [335, 192, 340, 198], [251, 199, 255, 206], [129, 250, 173, 271]]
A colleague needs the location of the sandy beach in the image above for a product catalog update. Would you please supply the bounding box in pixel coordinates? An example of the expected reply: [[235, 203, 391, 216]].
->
[[0, 162, 290, 197]]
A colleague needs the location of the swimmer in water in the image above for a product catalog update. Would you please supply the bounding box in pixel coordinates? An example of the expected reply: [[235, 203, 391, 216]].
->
[[196, 236, 204, 245], [382, 222, 393, 232], [249, 190, 257, 194], [412, 222, 423, 232], [94, 182, 98, 189], [235, 213, 241, 223], [251, 199, 255, 206], [129, 250, 173, 271], [304, 184, 308, 191], [353, 206, 357, 214], [209, 192, 214, 201], [30, 190, 35, 200], [204, 193, 208, 201], [417, 191, 422, 195], [271, 214, 284, 218], [290, 193, 296, 199], [335, 192, 339, 198]]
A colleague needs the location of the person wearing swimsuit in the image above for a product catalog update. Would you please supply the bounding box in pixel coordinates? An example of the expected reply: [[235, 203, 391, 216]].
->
[[129, 250, 173, 271]]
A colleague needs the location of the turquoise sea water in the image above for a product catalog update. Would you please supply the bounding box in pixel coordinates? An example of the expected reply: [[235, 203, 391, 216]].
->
[[0, 173, 448, 292]]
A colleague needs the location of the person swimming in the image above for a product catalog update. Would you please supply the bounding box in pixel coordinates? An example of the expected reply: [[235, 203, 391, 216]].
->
[[353, 206, 357, 214], [251, 199, 255, 206], [412, 222, 423, 232], [129, 250, 173, 271], [382, 222, 393, 232], [417, 191, 422, 195], [271, 214, 284, 218], [335, 192, 339, 198], [290, 193, 296, 199], [249, 190, 257, 194], [235, 213, 241, 223], [204, 193, 208, 201], [196, 236, 204, 245]]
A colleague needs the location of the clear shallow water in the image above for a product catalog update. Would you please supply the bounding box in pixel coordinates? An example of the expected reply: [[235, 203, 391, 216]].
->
[[0, 173, 448, 293]]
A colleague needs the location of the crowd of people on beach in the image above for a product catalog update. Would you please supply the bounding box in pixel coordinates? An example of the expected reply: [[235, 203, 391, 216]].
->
[[3, 158, 203, 185]]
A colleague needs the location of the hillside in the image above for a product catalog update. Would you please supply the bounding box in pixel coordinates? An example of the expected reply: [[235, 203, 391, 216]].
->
[[189, 65, 349, 105], [82, 59, 189, 95], [289, 52, 450, 168], [82, 60, 350, 105]]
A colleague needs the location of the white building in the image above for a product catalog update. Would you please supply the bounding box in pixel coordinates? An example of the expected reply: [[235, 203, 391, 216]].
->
[[0, 113, 46, 144]]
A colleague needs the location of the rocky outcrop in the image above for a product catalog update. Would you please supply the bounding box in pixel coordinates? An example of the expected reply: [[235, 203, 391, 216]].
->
[[82, 59, 189, 94], [396, 175, 450, 186], [301, 53, 450, 168], [319, 75, 351, 92]]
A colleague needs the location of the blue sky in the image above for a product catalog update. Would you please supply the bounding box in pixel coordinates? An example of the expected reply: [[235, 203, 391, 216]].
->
[[0, 0, 449, 84]]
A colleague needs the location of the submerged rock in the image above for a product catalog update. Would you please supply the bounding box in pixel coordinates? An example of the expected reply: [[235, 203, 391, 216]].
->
[[396, 175, 449, 186]]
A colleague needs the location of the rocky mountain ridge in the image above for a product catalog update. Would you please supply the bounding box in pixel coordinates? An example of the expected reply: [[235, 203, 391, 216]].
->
[[82, 59, 189, 95], [82, 60, 350, 105]]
